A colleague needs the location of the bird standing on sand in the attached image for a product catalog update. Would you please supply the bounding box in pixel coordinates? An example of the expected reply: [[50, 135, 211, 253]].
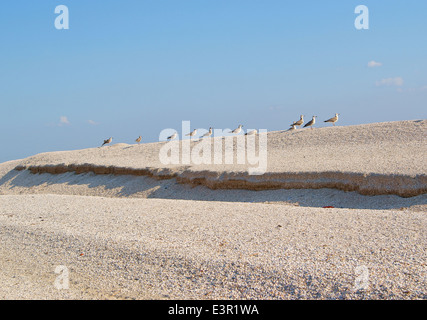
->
[[245, 129, 258, 136], [167, 132, 177, 141], [287, 125, 296, 132], [101, 137, 113, 147], [135, 136, 142, 144], [290, 115, 304, 128], [324, 113, 340, 126], [186, 129, 197, 139], [201, 127, 213, 138], [303, 116, 317, 130], [230, 125, 243, 134]]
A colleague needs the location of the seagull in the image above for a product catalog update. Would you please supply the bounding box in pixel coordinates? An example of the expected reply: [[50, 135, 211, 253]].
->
[[101, 137, 113, 147], [167, 132, 177, 141], [290, 115, 304, 128], [245, 129, 258, 136], [230, 125, 243, 134], [287, 125, 297, 132], [324, 113, 340, 126], [135, 136, 142, 144], [186, 129, 197, 139], [303, 116, 317, 130], [201, 127, 213, 138]]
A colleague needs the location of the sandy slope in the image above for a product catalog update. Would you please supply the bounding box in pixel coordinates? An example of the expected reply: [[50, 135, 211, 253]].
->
[[0, 194, 425, 300], [5, 120, 427, 197], [0, 120, 426, 300], [15, 120, 427, 175]]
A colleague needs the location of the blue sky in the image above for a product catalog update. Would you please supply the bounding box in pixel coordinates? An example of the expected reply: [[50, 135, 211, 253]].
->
[[0, 1, 426, 163]]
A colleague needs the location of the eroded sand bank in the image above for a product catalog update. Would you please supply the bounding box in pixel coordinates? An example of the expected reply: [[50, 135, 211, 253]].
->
[[0, 120, 426, 299]]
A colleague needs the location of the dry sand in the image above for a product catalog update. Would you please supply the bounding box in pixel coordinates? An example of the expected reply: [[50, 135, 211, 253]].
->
[[10, 120, 427, 197], [15, 120, 427, 175], [0, 120, 426, 299]]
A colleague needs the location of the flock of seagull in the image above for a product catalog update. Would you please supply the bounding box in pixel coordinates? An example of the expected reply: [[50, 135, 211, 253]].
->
[[288, 113, 340, 132], [100, 113, 340, 147]]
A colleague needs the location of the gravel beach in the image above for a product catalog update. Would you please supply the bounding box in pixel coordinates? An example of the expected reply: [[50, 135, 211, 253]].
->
[[0, 120, 426, 299], [1, 194, 425, 299]]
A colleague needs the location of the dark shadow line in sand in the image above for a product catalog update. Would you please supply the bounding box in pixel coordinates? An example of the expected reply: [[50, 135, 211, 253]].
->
[[2, 169, 426, 210], [0, 169, 21, 186]]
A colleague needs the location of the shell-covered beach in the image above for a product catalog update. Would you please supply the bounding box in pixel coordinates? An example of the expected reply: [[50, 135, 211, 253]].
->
[[0, 120, 426, 299]]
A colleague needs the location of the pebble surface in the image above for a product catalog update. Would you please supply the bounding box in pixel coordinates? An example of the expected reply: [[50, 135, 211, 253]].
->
[[0, 120, 425, 300], [0, 194, 425, 300]]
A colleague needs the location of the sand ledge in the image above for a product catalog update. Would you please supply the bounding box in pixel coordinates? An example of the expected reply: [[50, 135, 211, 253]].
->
[[14, 164, 427, 198]]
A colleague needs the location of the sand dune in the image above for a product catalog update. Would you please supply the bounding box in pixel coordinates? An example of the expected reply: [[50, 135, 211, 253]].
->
[[15, 120, 427, 174], [5, 120, 427, 198], [0, 120, 426, 300]]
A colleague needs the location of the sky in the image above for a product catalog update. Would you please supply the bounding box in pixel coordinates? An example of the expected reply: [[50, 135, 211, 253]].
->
[[0, 0, 426, 163]]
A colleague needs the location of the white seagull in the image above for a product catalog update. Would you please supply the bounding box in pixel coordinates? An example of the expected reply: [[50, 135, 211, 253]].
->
[[287, 125, 296, 132], [186, 129, 197, 139], [324, 113, 340, 126], [167, 132, 177, 141], [201, 127, 213, 138], [101, 137, 113, 147], [245, 129, 258, 136], [290, 115, 304, 128], [230, 125, 243, 134], [303, 116, 317, 130]]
